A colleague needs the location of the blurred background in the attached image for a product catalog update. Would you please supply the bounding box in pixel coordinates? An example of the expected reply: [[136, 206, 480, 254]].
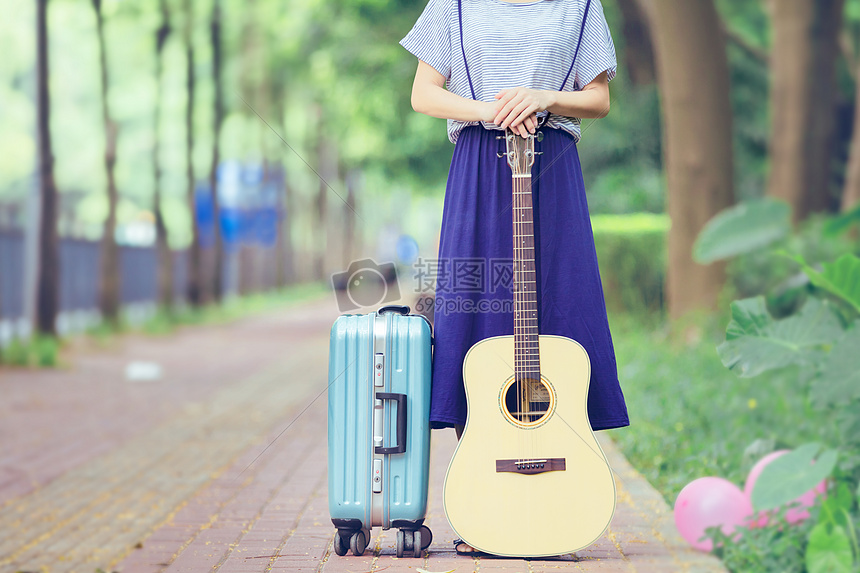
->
[[4, 2, 860, 570]]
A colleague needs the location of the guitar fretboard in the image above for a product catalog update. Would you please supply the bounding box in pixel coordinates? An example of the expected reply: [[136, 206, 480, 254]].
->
[[513, 171, 540, 384], [503, 130, 547, 420]]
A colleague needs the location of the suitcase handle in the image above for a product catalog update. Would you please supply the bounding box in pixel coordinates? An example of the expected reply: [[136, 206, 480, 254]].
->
[[377, 305, 411, 316], [375, 392, 407, 455]]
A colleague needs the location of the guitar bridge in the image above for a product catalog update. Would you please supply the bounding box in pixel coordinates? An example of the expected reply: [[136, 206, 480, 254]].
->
[[495, 458, 565, 475]]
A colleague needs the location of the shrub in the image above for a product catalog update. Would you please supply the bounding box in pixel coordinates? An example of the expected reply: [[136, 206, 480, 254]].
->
[[592, 213, 668, 315], [1, 338, 30, 366], [694, 200, 860, 572], [0, 335, 60, 368]]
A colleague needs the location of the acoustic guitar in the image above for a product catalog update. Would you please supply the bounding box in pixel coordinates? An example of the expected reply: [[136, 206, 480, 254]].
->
[[442, 129, 616, 557]]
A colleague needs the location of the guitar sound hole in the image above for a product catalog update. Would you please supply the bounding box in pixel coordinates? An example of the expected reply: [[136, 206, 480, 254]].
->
[[503, 378, 551, 425]]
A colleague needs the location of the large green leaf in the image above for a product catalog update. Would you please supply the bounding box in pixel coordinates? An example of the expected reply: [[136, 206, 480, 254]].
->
[[811, 325, 860, 408], [805, 524, 854, 573], [724, 297, 771, 340], [819, 483, 855, 531], [751, 443, 837, 512], [823, 204, 860, 237], [693, 199, 791, 264], [718, 297, 843, 377], [797, 253, 860, 315]]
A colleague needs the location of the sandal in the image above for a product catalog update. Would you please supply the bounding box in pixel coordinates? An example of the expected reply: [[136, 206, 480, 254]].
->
[[453, 538, 490, 556]]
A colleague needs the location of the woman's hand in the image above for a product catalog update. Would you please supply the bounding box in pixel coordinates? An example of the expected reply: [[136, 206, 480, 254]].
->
[[494, 88, 554, 136], [478, 100, 536, 138]]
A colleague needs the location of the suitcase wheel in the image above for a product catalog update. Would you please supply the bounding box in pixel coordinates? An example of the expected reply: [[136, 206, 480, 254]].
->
[[418, 525, 432, 550], [412, 530, 423, 558], [350, 529, 368, 556], [333, 532, 349, 556], [395, 529, 405, 558], [395, 529, 426, 558]]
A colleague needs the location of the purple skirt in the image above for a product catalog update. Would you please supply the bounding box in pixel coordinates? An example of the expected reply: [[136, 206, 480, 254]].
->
[[430, 125, 629, 432]]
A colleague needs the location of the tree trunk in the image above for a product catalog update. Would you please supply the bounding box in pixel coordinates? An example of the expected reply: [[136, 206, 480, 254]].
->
[[153, 0, 173, 312], [36, 0, 59, 337], [344, 169, 359, 270], [314, 135, 335, 281], [768, 0, 844, 222], [616, 0, 655, 86], [270, 83, 294, 287], [278, 166, 296, 286], [208, 0, 225, 302], [842, 56, 860, 212], [648, 0, 735, 319], [92, 0, 121, 326], [184, 0, 203, 307]]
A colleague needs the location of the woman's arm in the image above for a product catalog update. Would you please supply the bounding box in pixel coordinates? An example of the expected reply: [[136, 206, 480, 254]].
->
[[492, 71, 611, 132], [410, 60, 538, 137]]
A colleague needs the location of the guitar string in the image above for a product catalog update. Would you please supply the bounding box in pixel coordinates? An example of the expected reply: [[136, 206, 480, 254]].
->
[[524, 154, 532, 457], [527, 146, 537, 461], [516, 160, 522, 463], [513, 135, 523, 463], [512, 132, 536, 462], [524, 162, 531, 467], [523, 151, 530, 456]]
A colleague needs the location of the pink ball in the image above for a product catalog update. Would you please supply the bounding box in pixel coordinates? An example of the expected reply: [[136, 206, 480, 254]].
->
[[674, 477, 753, 552], [744, 450, 827, 526]]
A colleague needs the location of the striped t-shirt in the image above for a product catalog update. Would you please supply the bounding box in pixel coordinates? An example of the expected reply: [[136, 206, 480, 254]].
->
[[400, 0, 617, 144]]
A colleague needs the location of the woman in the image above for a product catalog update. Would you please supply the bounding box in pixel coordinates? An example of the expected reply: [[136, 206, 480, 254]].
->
[[401, 0, 629, 554]]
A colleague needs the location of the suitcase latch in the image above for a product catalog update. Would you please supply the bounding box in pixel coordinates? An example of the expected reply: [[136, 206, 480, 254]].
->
[[374, 353, 384, 387], [372, 459, 383, 493]]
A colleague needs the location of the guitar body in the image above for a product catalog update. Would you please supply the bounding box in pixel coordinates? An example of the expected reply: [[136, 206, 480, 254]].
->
[[443, 334, 616, 557]]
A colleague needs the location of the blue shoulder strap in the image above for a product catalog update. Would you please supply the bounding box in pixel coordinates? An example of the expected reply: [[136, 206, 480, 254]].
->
[[457, 0, 477, 100], [457, 0, 593, 100], [559, 0, 592, 91]]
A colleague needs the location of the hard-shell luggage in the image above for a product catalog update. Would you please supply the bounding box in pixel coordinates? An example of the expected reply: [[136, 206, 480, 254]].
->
[[327, 305, 433, 557]]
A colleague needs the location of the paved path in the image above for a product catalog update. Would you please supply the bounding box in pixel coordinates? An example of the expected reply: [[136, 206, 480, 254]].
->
[[0, 295, 727, 573]]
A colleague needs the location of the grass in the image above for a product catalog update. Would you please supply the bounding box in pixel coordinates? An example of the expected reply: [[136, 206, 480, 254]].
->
[[0, 334, 61, 368], [606, 311, 827, 506]]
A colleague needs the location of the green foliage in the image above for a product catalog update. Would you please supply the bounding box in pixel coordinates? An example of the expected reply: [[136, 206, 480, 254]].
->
[[607, 312, 814, 502], [693, 199, 792, 264], [810, 325, 860, 409], [32, 335, 60, 367], [717, 297, 843, 378], [709, 510, 811, 573], [750, 444, 837, 512], [86, 316, 128, 343], [804, 479, 860, 573], [822, 205, 860, 238], [699, 203, 860, 314], [716, 252, 860, 434], [806, 524, 854, 573], [703, 233, 860, 571], [0, 338, 30, 367], [0, 335, 60, 368], [794, 253, 860, 315], [592, 213, 668, 314], [614, 208, 860, 573]]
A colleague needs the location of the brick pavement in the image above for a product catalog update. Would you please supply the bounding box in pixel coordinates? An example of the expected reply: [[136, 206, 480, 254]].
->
[[0, 296, 728, 573]]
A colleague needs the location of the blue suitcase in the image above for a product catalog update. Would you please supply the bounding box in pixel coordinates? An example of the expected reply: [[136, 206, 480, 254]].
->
[[328, 305, 433, 557]]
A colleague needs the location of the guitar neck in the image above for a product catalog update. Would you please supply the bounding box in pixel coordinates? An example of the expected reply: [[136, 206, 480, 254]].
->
[[511, 164, 540, 384]]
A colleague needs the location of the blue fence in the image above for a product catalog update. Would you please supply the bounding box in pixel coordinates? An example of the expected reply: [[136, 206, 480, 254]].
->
[[0, 229, 284, 342]]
